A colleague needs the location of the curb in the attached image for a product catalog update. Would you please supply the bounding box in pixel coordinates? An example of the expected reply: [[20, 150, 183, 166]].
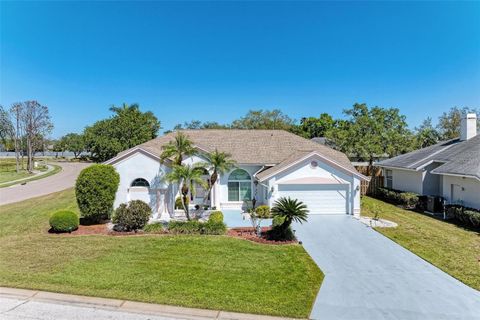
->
[[0, 287, 302, 320]]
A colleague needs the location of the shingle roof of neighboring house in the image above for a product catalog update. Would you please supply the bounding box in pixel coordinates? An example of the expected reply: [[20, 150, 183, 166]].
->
[[378, 134, 480, 180], [111, 129, 365, 178]]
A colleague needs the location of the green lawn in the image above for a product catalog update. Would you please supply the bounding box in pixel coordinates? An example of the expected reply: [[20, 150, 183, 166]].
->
[[0, 189, 323, 318], [362, 196, 480, 290], [0, 158, 61, 187], [0, 158, 33, 183]]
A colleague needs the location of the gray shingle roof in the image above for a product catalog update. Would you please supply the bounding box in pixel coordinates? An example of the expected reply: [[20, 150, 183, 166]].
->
[[378, 135, 480, 179], [113, 129, 359, 175]]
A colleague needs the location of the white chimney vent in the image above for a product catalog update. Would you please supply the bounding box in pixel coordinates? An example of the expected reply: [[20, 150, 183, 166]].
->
[[460, 113, 477, 141]]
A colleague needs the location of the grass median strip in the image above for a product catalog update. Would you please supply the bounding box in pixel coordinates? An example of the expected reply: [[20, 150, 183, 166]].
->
[[362, 196, 480, 290], [0, 160, 62, 188], [0, 189, 323, 318]]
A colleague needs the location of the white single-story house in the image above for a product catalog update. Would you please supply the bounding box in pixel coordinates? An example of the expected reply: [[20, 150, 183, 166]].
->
[[104, 130, 368, 220], [377, 113, 480, 210]]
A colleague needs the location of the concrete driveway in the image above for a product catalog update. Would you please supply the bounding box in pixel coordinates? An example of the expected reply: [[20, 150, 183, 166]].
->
[[294, 215, 480, 320], [0, 162, 90, 206]]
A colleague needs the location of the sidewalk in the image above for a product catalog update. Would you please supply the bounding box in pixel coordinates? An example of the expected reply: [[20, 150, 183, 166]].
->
[[0, 287, 299, 320]]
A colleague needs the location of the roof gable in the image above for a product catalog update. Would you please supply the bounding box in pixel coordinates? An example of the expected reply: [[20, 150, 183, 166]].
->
[[256, 150, 369, 181]]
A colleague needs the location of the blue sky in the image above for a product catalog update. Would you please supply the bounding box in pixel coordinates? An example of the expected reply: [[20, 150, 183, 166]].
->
[[1, 1, 479, 138]]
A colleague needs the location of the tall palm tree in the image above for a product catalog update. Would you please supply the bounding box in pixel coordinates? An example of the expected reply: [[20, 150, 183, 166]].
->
[[271, 197, 309, 231], [166, 164, 207, 220], [160, 132, 196, 165], [201, 149, 236, 205]]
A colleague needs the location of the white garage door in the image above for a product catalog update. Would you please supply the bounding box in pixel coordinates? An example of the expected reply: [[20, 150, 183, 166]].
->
[[278, 184, 349, 215]]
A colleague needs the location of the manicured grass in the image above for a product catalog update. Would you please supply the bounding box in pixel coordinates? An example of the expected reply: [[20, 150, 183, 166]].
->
[[362, 196, 480, 290], [0, 189, 323, 317], [0, 158, 62, 188], [0, 170, 31, 184]]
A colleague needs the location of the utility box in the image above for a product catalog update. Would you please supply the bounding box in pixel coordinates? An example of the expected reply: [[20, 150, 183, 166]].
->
[[427, 196, 444, 213]]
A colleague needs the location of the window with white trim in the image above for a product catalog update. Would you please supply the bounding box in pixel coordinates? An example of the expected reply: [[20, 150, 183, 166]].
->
[[227, 169, 251, 201], [385, 170, 393, 189]]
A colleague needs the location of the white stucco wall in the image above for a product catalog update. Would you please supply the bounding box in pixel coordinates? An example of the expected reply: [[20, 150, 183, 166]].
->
[[441, 175, 480, 209], [390, 169, 424, 194], [217, 165, 264, 209], [112, 152, 172, 214], [264, 154, 360, 215]]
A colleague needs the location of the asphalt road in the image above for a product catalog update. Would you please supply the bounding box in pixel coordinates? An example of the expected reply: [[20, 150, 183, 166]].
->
[[0, 162, 91, 206]]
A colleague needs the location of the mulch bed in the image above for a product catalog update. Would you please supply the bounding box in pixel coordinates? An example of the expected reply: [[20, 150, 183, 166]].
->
[[49, 224, 144, 236], [228, 227, 298, 245], [51, 224, 298, 245]]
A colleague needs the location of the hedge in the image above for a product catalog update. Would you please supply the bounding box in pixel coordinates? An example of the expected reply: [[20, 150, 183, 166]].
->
[[168, 220, 226, 235], [75, 164, 120, 222], [445, 205, 480, 228], [377, 187, 419, 209]]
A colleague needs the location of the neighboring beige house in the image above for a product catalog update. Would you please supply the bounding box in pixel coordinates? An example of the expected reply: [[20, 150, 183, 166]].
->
[[378, 113, 480, 210], [105, 130, 368, 221]]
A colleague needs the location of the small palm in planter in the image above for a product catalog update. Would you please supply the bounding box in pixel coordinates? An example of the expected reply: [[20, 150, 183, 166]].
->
[[166, 164, 207, 221], [268, 197, 308, 241]]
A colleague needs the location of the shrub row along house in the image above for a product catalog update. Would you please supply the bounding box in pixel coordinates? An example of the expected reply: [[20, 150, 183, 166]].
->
[[105, 130, 369, 220], [378, 113, 480, 210]]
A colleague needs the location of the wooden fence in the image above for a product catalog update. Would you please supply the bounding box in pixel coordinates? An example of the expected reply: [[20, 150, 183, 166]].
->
[[355, 165, 384, 196]]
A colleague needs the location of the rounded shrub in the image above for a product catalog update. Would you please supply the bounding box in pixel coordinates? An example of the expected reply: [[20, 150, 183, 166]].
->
[[49, 210, 79, 233], [113, 200, 152, 231], [75, 164, 120, 222], [255, 205, 271, 219], [175, 196, 189, 209], [209, 211, 224, 223]]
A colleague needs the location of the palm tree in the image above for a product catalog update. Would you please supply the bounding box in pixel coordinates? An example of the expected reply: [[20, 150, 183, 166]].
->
[[160, 132, 196, 165], [201, 149, 236, 205], [271, 197, 309, 236], [166, 164, 207, 220]]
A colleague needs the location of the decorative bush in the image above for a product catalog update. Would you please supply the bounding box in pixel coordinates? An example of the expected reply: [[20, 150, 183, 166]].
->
[[175, 196, 189, 209], [202, 220, 227, 235], [168, 220, 226, 235], [255, 205, 271, 218], [209, 211, 224, 223], [49, 210, 79, 233], [143, 222, 165, 233], [113, 200, 152, 231], [266, 225, 295, 241], [272, 215, 285, 227], [75, 164, 120, 222]]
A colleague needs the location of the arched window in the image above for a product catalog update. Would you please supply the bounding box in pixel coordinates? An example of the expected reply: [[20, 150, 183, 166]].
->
[[131, 178, 150, 187], [228, 169, 251, 201]]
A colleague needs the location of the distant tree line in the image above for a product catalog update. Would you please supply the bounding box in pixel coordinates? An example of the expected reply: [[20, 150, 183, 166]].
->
[[3, 100, 476, 168], [167, 104, 478, 165]]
